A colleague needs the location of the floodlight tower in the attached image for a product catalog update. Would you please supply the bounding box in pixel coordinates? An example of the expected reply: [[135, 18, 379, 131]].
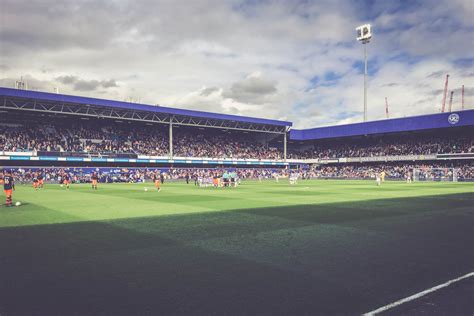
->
[[356, 24, 372, 122]]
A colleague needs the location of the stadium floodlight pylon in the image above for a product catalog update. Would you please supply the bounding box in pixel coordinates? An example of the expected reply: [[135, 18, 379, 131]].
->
[[412, 167, 458, 182], [461, 85, 464, 110], [356, 24, 372, 122], [385, 97, 389, 119]]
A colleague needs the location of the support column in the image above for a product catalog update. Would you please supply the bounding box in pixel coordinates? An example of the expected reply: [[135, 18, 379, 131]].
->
[[169, 120, 173, 159], [363, 43, 368, 122], [283, 131, 287, 161]]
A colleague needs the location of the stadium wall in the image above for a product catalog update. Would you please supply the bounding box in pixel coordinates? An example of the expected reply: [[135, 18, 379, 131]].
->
[[0, 154, 290, 168], [1, 152, 472, 168]]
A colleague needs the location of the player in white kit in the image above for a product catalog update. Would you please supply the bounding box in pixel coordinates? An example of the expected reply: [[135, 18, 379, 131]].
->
[[376, 172, 381, 186]]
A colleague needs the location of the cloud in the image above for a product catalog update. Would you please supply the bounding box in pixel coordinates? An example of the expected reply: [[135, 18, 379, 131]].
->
[[73, 80, 102, 92], [0, 1, 122, 55], [200, 87, 220, 96], [427, 71, 445, 78], [101, 79, 119, 89], [222, 73, 278, 104], [56, 75, 118, 91], [56, 75, 77, 85], [0, 74, 55, 91], [0, 0, 473, 128]]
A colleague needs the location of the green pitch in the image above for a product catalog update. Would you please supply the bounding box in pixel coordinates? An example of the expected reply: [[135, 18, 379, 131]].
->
[[1, 180, 473, 314]]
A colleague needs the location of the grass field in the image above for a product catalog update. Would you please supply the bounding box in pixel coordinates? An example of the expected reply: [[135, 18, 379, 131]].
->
[[1, 180, 473, 315]]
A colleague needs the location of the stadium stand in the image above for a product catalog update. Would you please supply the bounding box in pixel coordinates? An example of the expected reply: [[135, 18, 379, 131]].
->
[[287, 133, 473, 158], [2, 122, 471, 159], [0, 87, 473, 180], [0, 123, 283, 159]]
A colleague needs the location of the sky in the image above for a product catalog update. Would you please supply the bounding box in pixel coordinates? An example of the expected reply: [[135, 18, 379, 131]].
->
[[0, 0, 473, 128]]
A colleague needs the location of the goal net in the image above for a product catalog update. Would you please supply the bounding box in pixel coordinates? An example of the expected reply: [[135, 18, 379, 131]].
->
[[412, 168, 458, 182]]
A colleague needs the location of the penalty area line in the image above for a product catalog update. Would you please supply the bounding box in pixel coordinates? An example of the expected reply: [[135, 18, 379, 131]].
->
[[363, 271, 474, 316]]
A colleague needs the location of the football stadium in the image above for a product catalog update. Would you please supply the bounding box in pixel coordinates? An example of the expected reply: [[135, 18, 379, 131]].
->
[[1, 88, 473, 315], [1, 1, 473, 315]]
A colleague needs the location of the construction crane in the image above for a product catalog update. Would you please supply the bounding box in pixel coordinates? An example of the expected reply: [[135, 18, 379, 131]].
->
[[448, 91, 454, 112], [441, 74, 449, 112]]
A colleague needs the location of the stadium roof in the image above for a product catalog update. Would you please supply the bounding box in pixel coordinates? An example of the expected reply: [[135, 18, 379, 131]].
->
[[2, 87, 472, 138], [290, 110, 474, 141], [0, 87, 291, 132]]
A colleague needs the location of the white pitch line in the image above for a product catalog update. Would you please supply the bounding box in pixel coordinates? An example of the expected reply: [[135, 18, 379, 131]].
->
[[363, 272, 474, 316]]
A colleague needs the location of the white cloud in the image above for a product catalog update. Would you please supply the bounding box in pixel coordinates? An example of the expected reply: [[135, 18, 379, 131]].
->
[[0, 0, 472, 128]]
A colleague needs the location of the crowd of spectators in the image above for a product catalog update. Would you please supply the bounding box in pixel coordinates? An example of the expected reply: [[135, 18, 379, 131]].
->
[[0, 123, 280, 159], [288, 134, 473, 159], [172, 133, 281, 159], [1, 122, 472, 160], [0, 125, 67, 152], [0, 124, 168, 156], [303, 162, 473, 181]]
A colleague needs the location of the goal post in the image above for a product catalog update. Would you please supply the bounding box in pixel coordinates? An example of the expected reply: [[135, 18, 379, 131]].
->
[[412, 168, 458, 182]]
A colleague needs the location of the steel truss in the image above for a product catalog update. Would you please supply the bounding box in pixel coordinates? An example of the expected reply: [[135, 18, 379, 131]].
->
[[1, 96, 287, 134]]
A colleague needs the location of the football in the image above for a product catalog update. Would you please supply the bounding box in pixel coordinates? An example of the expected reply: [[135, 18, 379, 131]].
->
[[15, 201, 21, 207]]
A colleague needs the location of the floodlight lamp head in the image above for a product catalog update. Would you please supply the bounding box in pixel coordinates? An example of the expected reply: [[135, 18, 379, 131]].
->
[[356, 24, 372, 43]]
